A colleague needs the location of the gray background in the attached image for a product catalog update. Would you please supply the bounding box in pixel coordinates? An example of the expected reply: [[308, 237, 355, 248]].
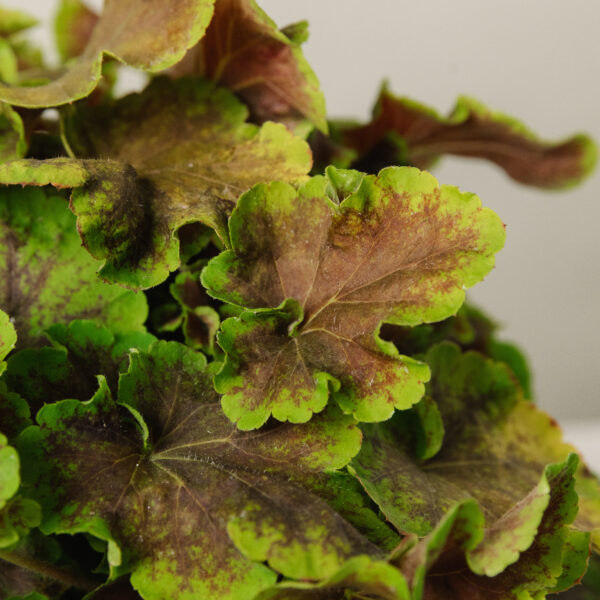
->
[[6, 1, 599, 456]]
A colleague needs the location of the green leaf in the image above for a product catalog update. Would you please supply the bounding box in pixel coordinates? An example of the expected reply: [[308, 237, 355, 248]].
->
[[0, 0, 216, 108], [3, 319, 156, 414], [0, 433, 19, 510], [382, 302, 533, 398], [0, 8, 37, 36], [0, 433, 41, 549], [314, 471, 401, 552], [555, 555, 600, 599], [326, 85, 597, 189], [551, 530, 593, 594], [0, 77, 311, 288], [350, 343, 600, 546], [202, 166, 505, 429], [0, 103, 26, 162], [0, 385, 30, 442], [0, 308, 16, 375], [170, 0, 327, 132], [54, 0, 98, 62], [19, 340, 379, 600], [0, 187, 148, 347], [254, 555, 410, 600]]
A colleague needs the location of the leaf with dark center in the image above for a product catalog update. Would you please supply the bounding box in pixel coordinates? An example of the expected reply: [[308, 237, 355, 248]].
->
[[202, 166, 505, 429], [396, 456, 588, 599], [0, 0, 216, 108], [323, 85, 597, 189], [2, 319, 155, 415], [0, 187, 148, 348], [350, 343, 600, 548], [170, 0, 327, 132], [18, 340, 380, 600], [0, 77, 312, 289]]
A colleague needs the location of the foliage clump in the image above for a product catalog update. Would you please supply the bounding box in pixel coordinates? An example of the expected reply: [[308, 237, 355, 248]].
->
[[0, 2, 598, 599]]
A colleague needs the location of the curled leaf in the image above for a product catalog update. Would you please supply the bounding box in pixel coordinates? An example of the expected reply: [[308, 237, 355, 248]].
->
[[171, 0, 327, 132], [396, 456, 587, 600], [19, 341, 379, 600], [321, 85, 597, 189], [0, 0, 216, 108], [202, 166, 505, 429]]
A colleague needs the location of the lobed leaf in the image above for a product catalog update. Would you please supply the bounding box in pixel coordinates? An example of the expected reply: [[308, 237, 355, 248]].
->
[[0, 187, 148, 348], [202, 166, 505, 429], [350, 343, 600, 546], [18, 341, 380, 600], [170, 0, 327, 132], [0, 0, 216, 108], [0, 77, 311, 288], [319, 85, 597, 189]]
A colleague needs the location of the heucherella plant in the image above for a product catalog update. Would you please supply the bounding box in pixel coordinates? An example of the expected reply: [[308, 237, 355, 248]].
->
[[0, 1, 598, 599]]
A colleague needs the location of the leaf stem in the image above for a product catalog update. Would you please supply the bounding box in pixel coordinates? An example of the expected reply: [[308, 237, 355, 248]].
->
[[0, 548, 98, 592]]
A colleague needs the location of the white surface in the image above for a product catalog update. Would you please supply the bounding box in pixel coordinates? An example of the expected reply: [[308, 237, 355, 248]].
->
[[563, 422, 600, 472], [6, 1, 600, 423]]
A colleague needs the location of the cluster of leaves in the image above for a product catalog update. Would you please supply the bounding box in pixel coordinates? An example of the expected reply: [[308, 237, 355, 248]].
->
[[0, 1, 598, 599]]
